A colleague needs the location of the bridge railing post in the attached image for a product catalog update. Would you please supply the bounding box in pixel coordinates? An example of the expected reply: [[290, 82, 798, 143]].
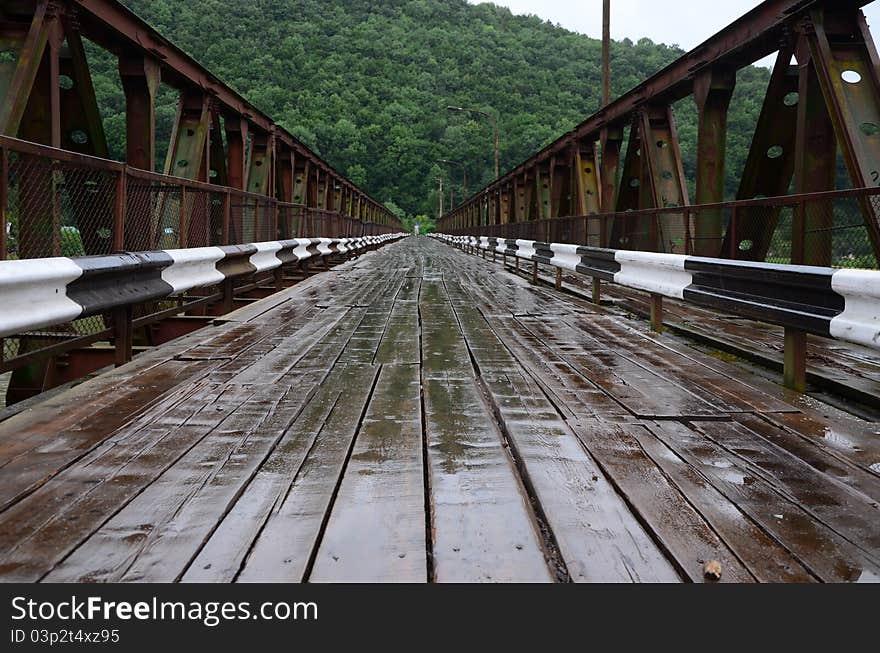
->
[[179, 185, 188, 248], [113, 304, 134, 368], [784, 327, 807, 392], [223, 189, 232, 245], [650, 293, 663, 333], [113, 168, 126, 252], [728, 205, 738, 259], [1, 143, 7, 260], [112, 168, 133, 367]]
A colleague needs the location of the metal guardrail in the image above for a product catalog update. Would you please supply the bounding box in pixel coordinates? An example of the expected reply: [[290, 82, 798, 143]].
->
[[0, 134, 402, 403], [434, 233, 880, 392], [0, 232, 404, 404], [442, 186, 880, 271], [0, 235, 404, 340]]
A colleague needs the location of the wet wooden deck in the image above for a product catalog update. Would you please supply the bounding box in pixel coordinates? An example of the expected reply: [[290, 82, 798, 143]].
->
[[0, 237, 878, 583], [552, 275, 880, 411]]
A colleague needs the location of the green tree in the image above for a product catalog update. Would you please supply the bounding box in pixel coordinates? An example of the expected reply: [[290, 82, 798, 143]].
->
[[87, 0, 773, 216]]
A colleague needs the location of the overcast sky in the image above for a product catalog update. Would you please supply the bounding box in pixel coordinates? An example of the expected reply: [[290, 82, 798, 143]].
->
[[470, 0, 880, 68]]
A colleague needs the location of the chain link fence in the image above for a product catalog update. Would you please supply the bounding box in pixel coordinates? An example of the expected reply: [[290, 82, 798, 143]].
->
[[0, 136, 394, 395]]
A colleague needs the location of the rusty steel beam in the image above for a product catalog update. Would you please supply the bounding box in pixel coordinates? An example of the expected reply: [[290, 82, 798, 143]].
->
[[0, 0, 53, 137], [724, 47, 799, 261], [163, 89, 209, 182], [42, 0, 395, 224], [792, 30, 837, 266], [442, 0, 871, 222], [694, 67, 736, 256], [806, 6, 880, 254], [119, 54, 160, 172]]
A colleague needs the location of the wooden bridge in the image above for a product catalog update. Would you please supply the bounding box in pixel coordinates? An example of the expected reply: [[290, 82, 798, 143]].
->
[[1, 236, 878, 583], [0, 0, 879, 583]]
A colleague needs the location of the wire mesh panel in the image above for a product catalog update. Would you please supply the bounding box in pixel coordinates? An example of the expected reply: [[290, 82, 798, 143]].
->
[[6, 150, 120, 259], [126, 180, 180, 251], [209, 190, 226, 245], [828, 195, 877, 269], [278, 204, 303, 239], [181, 188, 213, 248], [254, 199, 277, 242]]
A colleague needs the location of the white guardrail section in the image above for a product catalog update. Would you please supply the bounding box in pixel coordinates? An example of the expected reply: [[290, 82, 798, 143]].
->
[[432, 234, 880, 352], [0, 234, 407, 338]]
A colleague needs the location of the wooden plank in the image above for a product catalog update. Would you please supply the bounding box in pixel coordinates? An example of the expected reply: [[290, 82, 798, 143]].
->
[[44, 374, 324, 582], [233, 363, 379, 582], [491, 315, 633, 421], [0, 382, 253, 582], [562, 314, 796, 414], [486, 304, 725, 419], [732, 414, 880, 498], [422, 377, 554, 582], [629, 427, 815, 582], [222, 307, 350, 385], [690, 419, 880, 556], [418, 281, 473, 379], [570, 418, 755, 582], [442, 277, 680, 582], [420, 278, 553, 582], [761, 411, 880, 478], [310, 364, 426, 583], [374, 280, 421, 365], [647, 420, 880, 582], [184, 264, 403, 582], [544, 342, 721, 418], [182, 364, 377, 582], [0, 359, 212, 511], [447, 272, 629, 421]]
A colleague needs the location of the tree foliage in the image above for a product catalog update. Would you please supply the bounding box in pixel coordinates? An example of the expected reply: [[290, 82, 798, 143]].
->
[[89, 0, 772, 217]]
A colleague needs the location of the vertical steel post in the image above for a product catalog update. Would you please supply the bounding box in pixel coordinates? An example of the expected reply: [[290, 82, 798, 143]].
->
[[119, 56, 161, 173], [792, 35, 836, 266], [222, 189, 232, 245], [112, 168, 126, 252], [179, 185, 188, 248], [0, 145, 7, 260], [650, 294, 663, 333], [113, 304, 133, 367], [784, 327, 807, 391], [694, 68, 735, 256], [602, 0, 611, 108]]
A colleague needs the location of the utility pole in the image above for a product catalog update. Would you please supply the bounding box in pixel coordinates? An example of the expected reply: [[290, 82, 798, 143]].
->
[[437, 159, 467, 207], [437, 176, 444, 218], [603, 0, 611, 107]]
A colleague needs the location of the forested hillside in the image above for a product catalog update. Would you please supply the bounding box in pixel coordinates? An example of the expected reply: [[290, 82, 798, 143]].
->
[[88, 0, 772, 218]]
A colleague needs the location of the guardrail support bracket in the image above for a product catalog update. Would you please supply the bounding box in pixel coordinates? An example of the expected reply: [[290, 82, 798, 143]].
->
[[113, 305, 134, 367], [650, 293, 663, 333], [784, 327, 807, 392]]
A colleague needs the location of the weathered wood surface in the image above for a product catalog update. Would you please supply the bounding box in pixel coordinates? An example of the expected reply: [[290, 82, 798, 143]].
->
[[0, 237, 877, 583], [598, 283, 880, 406]]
